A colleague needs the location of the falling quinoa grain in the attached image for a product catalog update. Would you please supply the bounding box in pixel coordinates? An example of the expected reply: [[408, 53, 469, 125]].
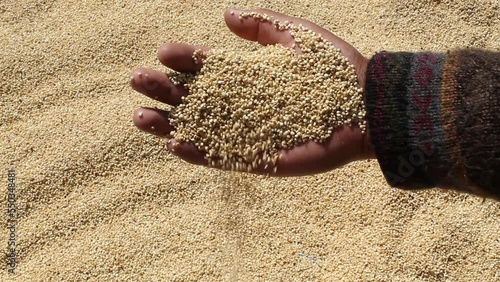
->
[[169, 13, 366, 172]]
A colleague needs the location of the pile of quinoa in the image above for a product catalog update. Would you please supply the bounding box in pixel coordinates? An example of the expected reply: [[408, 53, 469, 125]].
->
[[3, 1, 500, 281], [169, 12, 366, 171]]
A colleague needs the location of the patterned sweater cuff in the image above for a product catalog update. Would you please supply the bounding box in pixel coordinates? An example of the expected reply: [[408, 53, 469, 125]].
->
[[364, 50, 499, 199], [364, 51, 450, 190]]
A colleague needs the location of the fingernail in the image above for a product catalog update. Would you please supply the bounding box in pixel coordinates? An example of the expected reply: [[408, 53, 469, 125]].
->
[[143, 73, 160, 90], [168, 139, 179, 152], [130, 72, 142, 86]]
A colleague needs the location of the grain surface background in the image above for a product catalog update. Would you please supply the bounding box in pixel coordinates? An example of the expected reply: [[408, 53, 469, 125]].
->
[[1, 0, 499, 281]]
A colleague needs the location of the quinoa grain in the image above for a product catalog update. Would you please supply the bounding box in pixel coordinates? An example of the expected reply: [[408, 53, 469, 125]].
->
[[169, 13, 366, 171]]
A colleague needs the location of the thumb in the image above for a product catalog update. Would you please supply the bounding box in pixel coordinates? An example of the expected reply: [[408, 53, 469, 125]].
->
[[223, 8, 363, 63], [223, 8, 297, 47]]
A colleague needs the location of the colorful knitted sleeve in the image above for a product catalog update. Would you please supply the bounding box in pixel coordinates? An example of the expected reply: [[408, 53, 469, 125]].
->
[[364, 49, 499, 199]]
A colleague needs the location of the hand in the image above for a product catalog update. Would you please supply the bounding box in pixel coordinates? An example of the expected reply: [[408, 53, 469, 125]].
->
[[130, 8, 374, 176]]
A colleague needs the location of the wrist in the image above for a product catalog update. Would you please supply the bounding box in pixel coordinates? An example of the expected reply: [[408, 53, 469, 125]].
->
[[359, 56, 374, 160]]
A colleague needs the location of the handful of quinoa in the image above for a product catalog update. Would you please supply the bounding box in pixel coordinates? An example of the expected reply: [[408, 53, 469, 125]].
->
[[169, 13, 366, 172]]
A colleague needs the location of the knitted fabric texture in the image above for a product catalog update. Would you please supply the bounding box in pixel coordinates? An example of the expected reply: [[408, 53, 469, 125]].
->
[[365, 49, 499, 199]]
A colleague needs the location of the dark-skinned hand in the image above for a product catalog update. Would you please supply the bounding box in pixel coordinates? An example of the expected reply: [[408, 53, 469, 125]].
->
[[130, 8, 374, 176]]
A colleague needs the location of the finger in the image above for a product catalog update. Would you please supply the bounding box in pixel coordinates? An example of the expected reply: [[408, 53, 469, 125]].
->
[[168, 143, 276, 174], [167, 140, 208, 166], [157, 43, 210, 73], [166, 137, 275, 173], [133, 107, 174, 137], [130, 68, 188, 106], [224, 8, 362, 61]]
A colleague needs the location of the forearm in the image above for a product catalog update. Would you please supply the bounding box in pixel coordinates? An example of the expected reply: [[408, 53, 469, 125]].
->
[[364, 49, 499, 200]]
